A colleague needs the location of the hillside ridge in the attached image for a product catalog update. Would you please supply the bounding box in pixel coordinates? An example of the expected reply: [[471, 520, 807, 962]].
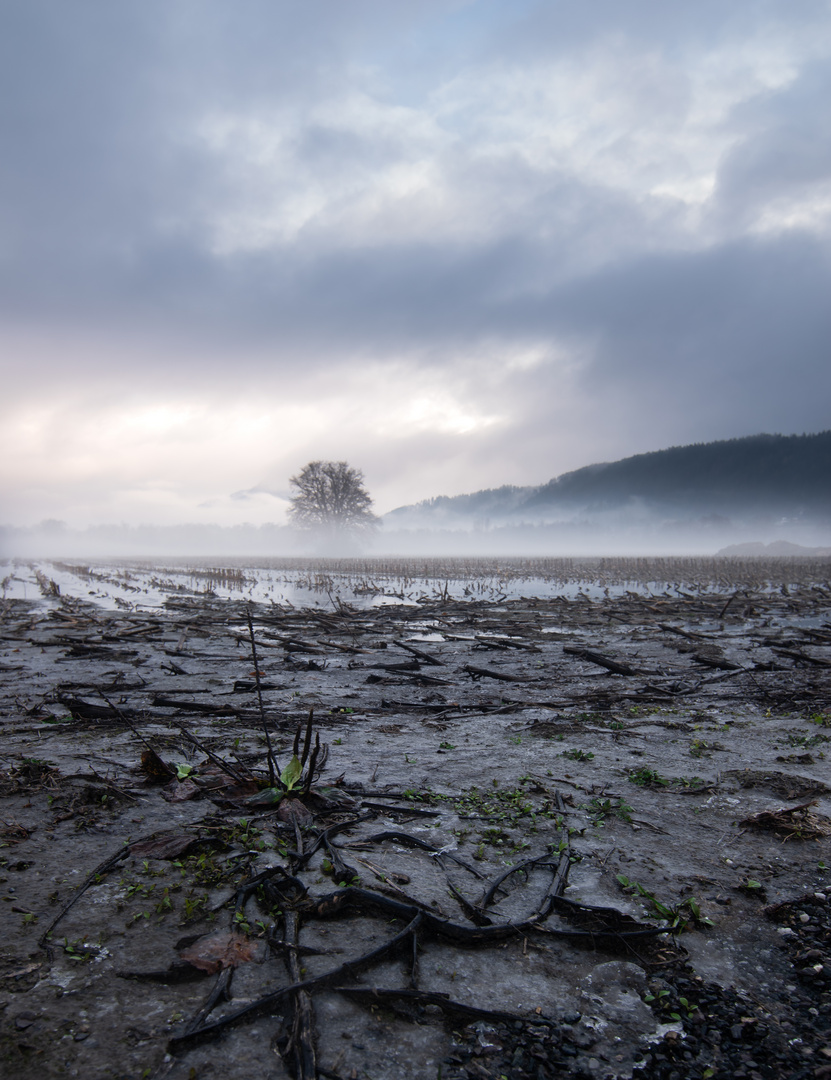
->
[[386, 431, 831, 525]]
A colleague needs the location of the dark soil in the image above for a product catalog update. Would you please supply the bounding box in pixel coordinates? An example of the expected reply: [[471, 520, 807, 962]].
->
[[0, 559, 829, 1079]]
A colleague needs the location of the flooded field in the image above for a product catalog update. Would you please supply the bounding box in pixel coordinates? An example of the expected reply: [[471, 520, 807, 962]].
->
[[0, 556, 829, 1079], [4, 554, 831, 610]]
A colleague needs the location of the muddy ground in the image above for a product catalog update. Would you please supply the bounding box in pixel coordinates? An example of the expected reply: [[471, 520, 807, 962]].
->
[[0, 563, 830, 1080]]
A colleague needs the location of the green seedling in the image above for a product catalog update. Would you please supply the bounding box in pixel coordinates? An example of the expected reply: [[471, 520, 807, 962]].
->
[[584, 796, 633, 826], [439, 741, 456, 750], [154, 888, 173, 915], [616, 875, 713, 931], [233, 912, 252, 934], [562, 748, 594, 762], [62, 938, 92, 962], [182, 894, 207, 921], [627, 767, 669, 787], [251, 707, 326, 803], [175, 764, 194, 780]]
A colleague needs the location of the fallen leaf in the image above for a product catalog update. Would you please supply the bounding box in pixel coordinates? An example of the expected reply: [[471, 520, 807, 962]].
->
[[178, 931, 265, 974], [140, 748, 175, 782], [129, 834, 199, 860], [161, 777, 201, 803], [277, 797, 314, 828]]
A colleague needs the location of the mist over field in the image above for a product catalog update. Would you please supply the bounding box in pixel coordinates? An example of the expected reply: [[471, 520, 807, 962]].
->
[[4, 432, 829, 559]]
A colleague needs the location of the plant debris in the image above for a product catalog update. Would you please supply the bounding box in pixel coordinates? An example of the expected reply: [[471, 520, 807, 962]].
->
[[0, 556, 829, 1079]]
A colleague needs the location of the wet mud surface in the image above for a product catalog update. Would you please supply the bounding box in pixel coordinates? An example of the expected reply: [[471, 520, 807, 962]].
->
[[1, 562, 830, 1079]]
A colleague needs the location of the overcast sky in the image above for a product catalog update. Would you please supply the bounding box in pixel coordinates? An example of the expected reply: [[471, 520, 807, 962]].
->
[[2, 0, 830, 528]]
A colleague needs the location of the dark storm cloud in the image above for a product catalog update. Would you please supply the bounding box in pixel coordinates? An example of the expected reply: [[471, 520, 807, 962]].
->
[[2, 2, 828, 351], [519, 232, 831, 439], [2, 0, 830, 527]]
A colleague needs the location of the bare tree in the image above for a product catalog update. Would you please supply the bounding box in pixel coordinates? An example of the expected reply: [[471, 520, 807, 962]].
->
[[288, 461, 380, 538]]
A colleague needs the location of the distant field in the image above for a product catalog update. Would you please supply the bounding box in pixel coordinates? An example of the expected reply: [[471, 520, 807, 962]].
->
[[3, 553, 831, 611]]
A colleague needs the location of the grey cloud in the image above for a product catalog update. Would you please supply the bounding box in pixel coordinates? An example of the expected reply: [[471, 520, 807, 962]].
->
[[2, 0, 830, 522], [487, 0, 830, 61], [715, 61, 831, 220], [511, 232, 831, 445]]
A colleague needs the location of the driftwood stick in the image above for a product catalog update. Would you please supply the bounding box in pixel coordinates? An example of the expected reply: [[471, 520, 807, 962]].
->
[[562, 645, 639, 676], [463, 664, 534, 683]]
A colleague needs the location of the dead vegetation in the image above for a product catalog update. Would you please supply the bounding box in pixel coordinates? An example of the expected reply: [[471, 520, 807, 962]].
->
[[0, 557, 829, 1079]]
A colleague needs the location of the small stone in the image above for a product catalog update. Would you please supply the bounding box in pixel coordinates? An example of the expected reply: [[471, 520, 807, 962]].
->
[[798, 912, 810, 923]]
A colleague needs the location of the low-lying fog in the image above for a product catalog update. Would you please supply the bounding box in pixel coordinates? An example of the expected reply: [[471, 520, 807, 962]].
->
[[2, 512, 830, 561]]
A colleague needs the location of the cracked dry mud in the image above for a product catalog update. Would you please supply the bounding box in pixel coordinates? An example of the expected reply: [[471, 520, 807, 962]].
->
[[0, 558, 829, 1080]]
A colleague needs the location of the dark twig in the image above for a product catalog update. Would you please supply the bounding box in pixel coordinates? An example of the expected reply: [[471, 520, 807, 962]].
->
[[283, 910, 317, 1080], [478, 851, 558, 911], [303, 733, 322, 796], [38, 844, 131, 959], [334, 987, 558, 1028], [343, 830, 486, 879], [300, 708, 314, 766], [172, 722, 248, 785], [169, 911, 422, 1052], [247, 607, 277, 785], [184, 967, 234, 1035]]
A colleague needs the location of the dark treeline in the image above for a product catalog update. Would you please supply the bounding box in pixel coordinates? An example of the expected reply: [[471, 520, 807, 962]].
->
[[390, 431, 831, 524], [533, 431, 831, 510]]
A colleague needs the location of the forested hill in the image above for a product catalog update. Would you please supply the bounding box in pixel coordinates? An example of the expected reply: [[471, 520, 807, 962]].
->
[[528, 431, 831, 510], [386, 432, 831, 525]]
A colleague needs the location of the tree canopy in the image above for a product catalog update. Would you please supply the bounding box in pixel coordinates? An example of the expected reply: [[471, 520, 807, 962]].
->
[[287, 461, 380, 538]]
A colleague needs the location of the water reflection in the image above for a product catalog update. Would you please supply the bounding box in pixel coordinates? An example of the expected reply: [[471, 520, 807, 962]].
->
[[2, 555, 828, 614]]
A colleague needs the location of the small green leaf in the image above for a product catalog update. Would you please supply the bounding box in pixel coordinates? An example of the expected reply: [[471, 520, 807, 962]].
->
[[176, 764, 193, 780], [280, 755, 303, 791], [249, 785, 283, 804]]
